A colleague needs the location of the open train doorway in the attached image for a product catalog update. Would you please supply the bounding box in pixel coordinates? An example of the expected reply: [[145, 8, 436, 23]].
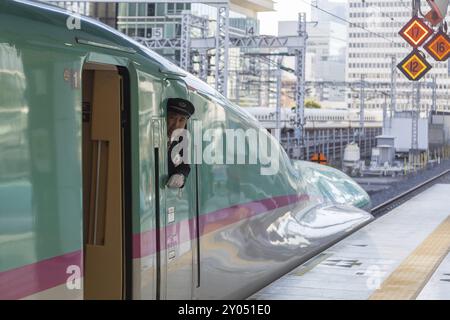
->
[[81, 63, 132, 299]]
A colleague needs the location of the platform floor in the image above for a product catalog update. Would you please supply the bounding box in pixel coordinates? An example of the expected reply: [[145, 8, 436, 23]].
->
[[250, 184, 450, 300]]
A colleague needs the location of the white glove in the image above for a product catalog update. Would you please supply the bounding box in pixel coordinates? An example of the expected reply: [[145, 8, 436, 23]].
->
[[171, 153, 183, 167], [167, 174, 185, 189]]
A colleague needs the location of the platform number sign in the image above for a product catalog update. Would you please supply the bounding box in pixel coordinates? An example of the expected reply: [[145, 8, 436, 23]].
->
[[151, 27, 163, 40], [398, 50, 432, 81], [398, 16, 435, 81], [399, 17, 433, 47], [425, 31, 450, 61]]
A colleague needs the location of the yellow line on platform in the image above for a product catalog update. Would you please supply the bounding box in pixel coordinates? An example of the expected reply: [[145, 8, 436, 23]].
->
[[369, 216, 450, 300]]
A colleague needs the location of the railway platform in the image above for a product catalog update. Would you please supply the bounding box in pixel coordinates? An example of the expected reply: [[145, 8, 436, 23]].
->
[[250, 184, 450, 300]]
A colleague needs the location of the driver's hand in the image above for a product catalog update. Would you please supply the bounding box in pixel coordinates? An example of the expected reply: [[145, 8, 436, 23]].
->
[[167, 174, 185, 189]]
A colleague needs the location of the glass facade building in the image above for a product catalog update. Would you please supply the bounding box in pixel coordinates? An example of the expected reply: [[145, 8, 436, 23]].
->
[[40, 1, 274, 105], [116, 2, 264, 104], [42, 1, 118, 27]]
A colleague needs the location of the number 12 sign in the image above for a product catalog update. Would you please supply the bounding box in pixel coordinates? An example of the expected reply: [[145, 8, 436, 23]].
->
[[398, 50, 432, 81]]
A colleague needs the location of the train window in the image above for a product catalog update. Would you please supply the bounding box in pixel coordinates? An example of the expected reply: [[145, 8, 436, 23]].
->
[[166, 98, 195, 189]]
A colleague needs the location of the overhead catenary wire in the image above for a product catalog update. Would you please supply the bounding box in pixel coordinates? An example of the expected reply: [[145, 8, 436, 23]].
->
[[300, 0, 396, 44]]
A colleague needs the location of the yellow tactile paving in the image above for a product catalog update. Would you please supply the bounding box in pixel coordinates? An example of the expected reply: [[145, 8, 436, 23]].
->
[[370, 216, 450, 300]]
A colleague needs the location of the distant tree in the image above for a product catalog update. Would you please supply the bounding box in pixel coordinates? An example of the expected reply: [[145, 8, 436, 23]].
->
[[305, 100, 322, 109], [291, 100, 322, 110]]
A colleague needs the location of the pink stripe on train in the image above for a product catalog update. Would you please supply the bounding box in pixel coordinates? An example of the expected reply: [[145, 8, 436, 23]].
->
[[0, 251, 82, 300], [0, 193, 307, 299], [132, 194, 308, 258]]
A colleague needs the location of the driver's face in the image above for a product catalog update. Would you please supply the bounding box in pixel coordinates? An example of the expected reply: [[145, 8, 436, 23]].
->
[[167, 112, 188, 138]]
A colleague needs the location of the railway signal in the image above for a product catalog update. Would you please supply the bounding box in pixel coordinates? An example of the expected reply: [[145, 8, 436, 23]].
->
[[311, 153, 327, 165], [397, 50, 432, 81], [425, 31, 450, 61], [399, 16, 434, 47], [425, 0, 450, 26]]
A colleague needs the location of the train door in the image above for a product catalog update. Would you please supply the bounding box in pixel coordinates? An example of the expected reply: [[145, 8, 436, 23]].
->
[[160, 80, 198, 299], [81, 63, 131, 299]]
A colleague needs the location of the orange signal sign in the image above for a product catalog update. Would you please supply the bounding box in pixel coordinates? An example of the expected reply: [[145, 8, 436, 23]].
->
[[398, 50, 432, 81], [399, 17, 433, 47], [424, 31, 450, 61], [425, 9, 444, 26], [311, 153, 327, 165], [425, 0, 449, 26]]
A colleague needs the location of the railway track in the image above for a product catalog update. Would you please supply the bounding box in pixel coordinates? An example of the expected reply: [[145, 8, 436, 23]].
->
[[371, 169, 450, 217]]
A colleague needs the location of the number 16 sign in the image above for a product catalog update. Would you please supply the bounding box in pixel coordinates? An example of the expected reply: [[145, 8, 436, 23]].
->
[[424, 31, 450, 61]]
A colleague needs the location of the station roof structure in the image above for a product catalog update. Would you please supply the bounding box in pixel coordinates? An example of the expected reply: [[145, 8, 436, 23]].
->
[[230, 0, 275, 17]]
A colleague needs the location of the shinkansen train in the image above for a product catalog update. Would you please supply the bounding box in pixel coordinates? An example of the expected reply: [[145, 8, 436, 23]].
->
[[0, 0, 373, 300], [245, 107, 383, 130]]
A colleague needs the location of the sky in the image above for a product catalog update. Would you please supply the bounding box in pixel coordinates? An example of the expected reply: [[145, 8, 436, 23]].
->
[[258, 0, 346, 36]]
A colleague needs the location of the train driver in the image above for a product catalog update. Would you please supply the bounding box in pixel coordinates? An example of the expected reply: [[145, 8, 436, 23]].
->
[[166, 98, 195, 189]]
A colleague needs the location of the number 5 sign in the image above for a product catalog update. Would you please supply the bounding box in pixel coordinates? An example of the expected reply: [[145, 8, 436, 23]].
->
[[151, 27, 163, 40], [398, 49, 432, 81]]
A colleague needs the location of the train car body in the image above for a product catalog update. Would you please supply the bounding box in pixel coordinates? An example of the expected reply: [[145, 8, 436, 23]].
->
[[245, 107, 383, 130], [0, 0, 373, 300]]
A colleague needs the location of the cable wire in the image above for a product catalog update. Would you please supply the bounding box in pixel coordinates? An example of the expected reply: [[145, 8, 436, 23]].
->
[[300, 0, 396, 44]]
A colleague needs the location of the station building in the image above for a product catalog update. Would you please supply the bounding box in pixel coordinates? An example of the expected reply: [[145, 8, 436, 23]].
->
[[347, 0, 450, 112]]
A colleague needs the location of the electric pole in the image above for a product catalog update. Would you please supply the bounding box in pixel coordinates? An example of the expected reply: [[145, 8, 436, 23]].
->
[[360, 74, 366, 138], [275, 56, 283, 142], [412, 81, 421, 153], [390, 55, 397, 121]]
